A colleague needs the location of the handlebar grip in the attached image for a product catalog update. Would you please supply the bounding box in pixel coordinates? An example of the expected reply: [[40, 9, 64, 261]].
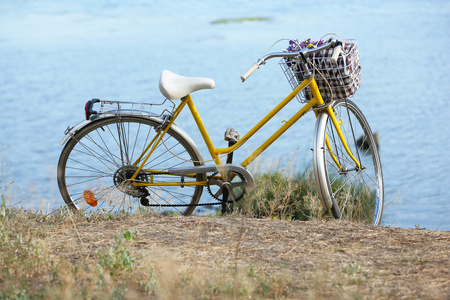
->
[[330, 45, 342, 65], [241, 63, 260, 82]]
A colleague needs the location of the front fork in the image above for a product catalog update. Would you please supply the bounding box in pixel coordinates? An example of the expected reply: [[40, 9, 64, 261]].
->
[[324, 105, 361, 170], [310, 80, 361, 171]]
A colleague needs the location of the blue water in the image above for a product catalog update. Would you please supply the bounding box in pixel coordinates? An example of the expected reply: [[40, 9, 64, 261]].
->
[[1, 0, 449, 230]]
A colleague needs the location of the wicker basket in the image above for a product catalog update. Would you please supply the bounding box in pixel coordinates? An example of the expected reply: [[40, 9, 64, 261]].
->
[[279, 39, 361, 103]]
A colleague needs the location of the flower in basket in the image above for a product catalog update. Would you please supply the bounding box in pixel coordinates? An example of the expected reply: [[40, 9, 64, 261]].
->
[[286, 39, 325, 57], [283, 38, 326, 73]]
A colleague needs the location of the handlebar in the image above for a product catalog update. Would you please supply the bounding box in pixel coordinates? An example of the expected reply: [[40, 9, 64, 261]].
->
[[330, 44, 342, 64], [240, 63, 260, 82], [241, 38, 342, 82]]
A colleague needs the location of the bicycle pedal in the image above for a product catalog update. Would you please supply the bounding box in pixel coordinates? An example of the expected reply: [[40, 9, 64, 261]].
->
[[224, 128, 240, 142]]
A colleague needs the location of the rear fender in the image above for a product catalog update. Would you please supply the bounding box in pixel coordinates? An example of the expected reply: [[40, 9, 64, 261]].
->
[[59, 114, 204, 166]]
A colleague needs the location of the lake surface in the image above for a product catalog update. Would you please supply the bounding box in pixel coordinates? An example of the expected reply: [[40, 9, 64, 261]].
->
[[1, 0, 449, 230]]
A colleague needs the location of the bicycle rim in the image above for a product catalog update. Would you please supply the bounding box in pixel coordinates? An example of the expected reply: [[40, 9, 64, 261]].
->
[[313, 99, 384, 225], [57, 116, 204, 216]]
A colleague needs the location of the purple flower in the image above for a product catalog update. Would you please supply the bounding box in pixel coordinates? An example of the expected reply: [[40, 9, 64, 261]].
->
[[286, 38, 325, 57]]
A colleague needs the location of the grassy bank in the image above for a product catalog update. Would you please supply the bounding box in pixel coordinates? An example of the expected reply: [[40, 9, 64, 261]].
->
[[1, 153, 448, 299], [1, 207, 449, 299]]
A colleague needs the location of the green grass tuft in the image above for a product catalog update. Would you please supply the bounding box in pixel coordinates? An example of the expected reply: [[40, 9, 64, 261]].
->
[[236, 168, 332, 221]]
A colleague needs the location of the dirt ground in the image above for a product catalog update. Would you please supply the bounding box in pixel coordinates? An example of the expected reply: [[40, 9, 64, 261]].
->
[[45, 215, 449, 299]]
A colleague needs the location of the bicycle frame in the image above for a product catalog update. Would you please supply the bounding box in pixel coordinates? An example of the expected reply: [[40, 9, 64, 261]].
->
[[129, 76, 361, 187]]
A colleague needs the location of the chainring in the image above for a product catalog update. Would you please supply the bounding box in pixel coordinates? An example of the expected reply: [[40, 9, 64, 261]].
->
[[207, 171, 246, 203]]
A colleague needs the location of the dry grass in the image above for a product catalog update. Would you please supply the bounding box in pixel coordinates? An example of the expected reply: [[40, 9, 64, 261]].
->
[[0, 208, 449, 299], [1, 152, 449, 299]]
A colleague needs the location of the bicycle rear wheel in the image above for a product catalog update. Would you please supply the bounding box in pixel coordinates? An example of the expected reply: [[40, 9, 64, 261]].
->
[[57, 116, 205, 216], [313, 99, 383, 225]]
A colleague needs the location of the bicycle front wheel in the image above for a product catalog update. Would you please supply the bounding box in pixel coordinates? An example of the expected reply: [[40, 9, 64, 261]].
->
[[57, 116, 205, 216], [313, 99, 384, 225]]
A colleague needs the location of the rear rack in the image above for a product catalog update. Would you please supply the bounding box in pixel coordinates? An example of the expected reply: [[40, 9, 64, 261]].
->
[[85, 98, 176, 120]]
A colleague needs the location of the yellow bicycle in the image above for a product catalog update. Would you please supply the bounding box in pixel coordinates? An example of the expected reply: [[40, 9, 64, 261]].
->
[[57, 37, 384, 225]]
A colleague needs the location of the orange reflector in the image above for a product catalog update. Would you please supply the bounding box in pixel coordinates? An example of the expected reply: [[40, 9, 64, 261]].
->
[[83, 190, 97, 207]]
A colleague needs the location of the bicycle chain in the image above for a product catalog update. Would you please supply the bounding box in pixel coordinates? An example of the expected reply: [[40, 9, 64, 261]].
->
[[138, 171, 234, 207], [140, 201, 223, 207]]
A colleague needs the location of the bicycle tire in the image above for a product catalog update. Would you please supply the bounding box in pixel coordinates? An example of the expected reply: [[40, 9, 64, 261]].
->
[[57, 116, 205, 216], [313, 99, 384, 225]]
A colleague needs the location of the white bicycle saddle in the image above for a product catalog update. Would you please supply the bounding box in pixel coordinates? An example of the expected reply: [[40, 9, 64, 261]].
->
[[159, 70, 215, 100]]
